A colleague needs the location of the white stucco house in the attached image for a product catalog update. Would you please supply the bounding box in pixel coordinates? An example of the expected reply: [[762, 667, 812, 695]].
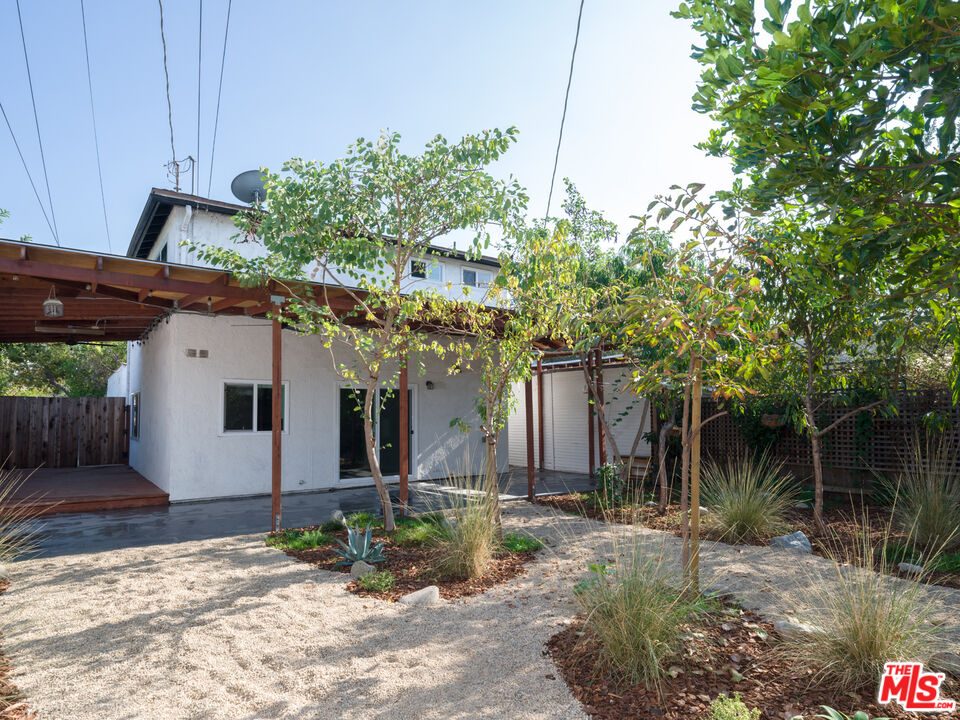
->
[[107, 188, 508, 502]]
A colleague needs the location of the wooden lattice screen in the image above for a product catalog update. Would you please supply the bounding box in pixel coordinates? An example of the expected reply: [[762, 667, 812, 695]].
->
[[697, 389, 960, 489], [0, 396, 129, 469]]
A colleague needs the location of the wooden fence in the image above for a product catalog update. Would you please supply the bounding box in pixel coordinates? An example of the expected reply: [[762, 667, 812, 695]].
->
[[697, 389, 960, 489], [0, 397, 129, 469]]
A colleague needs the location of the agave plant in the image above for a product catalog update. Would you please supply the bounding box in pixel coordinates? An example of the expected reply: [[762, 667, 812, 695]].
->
[[333, 524, 386, 567]]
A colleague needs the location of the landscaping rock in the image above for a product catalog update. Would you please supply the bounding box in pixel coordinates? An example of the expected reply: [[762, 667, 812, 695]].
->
[[350, 561, 376, 579], [329, 509, 346, 528], [930, 652, 960, 678], [0, 565, 9, 580], [769, 531, 812, 553], [794, 502, 810, 509], [644, 501, 657, 507], [898, 562, 924, 576], [772, 619, 820, 638], [699, 506, 709, 515], [398, 585, 441, 606]]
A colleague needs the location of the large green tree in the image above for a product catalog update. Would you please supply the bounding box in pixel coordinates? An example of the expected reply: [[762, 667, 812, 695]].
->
[[0, 343, 126, 397], [193, 130, 527, 531], [677, 0, 960, 385]]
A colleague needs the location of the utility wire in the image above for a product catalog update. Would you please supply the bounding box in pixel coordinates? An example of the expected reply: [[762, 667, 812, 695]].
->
[[544, 0, 585, 223], [208, 0, 233, 197], [196, 0, 202, 196], [79, 0, 112, 253], [158, 0, 178, 190], [15, 0, 59, 245], [0, 99, 58, 242]]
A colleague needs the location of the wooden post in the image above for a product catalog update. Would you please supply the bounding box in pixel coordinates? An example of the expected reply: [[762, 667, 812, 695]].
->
[[525, 378, 535, 502], [398, 355, 409, 515], [587, 353, 595, 478], [271, 306, 282, 533], [595, 348, 607, 466], [536, 356, 544, 470], [689, 356, 703, 590]]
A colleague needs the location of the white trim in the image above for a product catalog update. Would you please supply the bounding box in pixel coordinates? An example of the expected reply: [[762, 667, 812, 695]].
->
[[461, 265, 492, 288], [218, 379, 290, 436], [335, 381, 418, 484]]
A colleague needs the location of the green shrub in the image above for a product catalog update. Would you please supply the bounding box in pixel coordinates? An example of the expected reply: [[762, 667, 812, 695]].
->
[[0, 466, 41, 565], [428, 472, 499, 580], [344, 511, 381, 528], [710, 693, 760, 720], [700, 451, 799, 543], [788, 531, 939, 690], [883, 542, 960, 574], [265, 528, 333, 551], [393, 518, 443, 547], [575, 539, 704, 688], [319, 519, 345, 533], [885, 435, 960, 553], [357, 570, 395, 592], [502, 532, 543, 553]]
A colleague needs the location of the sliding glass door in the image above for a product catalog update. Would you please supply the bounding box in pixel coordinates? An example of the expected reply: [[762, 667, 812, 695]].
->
[[338, 388, 412, 481]]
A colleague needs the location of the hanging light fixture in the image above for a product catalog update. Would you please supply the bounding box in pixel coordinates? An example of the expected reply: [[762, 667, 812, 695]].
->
[[43, 286, 64, 318]]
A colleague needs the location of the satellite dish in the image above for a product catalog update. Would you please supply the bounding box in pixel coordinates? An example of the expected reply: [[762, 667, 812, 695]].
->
[[230, 170, 267, 204]]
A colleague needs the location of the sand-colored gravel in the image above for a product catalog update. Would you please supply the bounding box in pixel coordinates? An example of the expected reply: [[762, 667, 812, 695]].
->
[[3, 502, 959, 720]]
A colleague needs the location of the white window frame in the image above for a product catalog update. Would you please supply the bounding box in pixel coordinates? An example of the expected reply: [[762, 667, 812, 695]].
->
[[461, 266, 492, 288], [219, 379, 290, 436], [410, 258, 444, 283]]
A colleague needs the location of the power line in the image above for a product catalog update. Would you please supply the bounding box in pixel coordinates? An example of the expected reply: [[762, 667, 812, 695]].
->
[[15, 0, 60, 245], [157, 0, 180, 191], [196, 0, 202, 196], [0, 99, 58, 241], [208, 0, 233, 197], [79, 0, 112, 253], [544, 0, 585, 222]]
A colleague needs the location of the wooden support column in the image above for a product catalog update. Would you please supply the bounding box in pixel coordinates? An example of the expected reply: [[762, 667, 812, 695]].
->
[[689, 356, 703, 590], [536, 356, 544, 470], [271, 303, 283, 533], [587, 353, 595, 477], [595, 348, 607, 466], [525, 378, 535, 502], [398, 355, 409, 515]]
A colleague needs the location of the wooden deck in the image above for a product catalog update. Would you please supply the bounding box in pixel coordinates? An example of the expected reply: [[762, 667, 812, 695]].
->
[[3, 465, 169, 516]]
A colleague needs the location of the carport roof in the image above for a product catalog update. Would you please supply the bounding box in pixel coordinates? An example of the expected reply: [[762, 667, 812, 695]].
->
[[0, 238, 333, 344]]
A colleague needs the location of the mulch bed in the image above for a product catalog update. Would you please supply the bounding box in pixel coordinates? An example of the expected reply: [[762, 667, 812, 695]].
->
[[546, 602, 960, 720], [536, 493, 960, 589], [267, 527, 539, 601], [0, 582, 31, 720]]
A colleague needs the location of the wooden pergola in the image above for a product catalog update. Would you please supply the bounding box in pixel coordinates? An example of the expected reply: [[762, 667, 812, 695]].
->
[[0, 238, 385, 531]]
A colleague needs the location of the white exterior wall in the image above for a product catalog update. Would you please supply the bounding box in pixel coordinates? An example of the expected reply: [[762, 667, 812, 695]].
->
[[114, 313, 505, 502], [508, 367, 650, 473], [152, 205, 501, 304], [105, 363, 128, 398]]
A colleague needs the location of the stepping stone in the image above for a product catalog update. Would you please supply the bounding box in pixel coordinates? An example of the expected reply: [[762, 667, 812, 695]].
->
[[773, 619, 820, 638], [398, 585, 441, 606], [898, 562, 924, 575], [769, 530, 812, 553], [350, 561, 376, 579]]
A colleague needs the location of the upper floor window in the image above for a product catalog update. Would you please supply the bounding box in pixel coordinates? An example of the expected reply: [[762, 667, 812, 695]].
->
[[411, 259, 443, 282], [461, 267, 492, 288]]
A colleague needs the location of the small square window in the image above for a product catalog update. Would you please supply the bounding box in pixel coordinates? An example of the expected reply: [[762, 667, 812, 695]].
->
[[131, 392, 140, 439], [462, 267, 492, 287], [412, 259, 443, 282]]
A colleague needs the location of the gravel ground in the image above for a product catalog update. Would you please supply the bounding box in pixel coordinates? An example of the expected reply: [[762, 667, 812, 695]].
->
[[3, 502, 959, 720]]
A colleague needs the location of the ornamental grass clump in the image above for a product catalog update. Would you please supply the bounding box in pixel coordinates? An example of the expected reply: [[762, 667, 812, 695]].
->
[[574, 534, 705, 689], [884, 435, 960, 553], [428, 470, 500, 580], [0, 465, 40, 565], [787, 528, 940, 690], [700, 451, 799, 543]]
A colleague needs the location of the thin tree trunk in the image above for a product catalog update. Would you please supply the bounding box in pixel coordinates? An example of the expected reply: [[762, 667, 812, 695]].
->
[[657, 405, 676, 511], [579, 353, 623, 468], [679, 365, 693, 575], [803, 333, 825, 533], [363, 381, 396, 532], [484, 397, 503, 531], [623, 398, 650, 496]]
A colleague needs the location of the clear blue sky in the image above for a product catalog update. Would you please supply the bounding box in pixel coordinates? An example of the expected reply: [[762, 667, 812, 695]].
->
[[0, 0, 732, 254]]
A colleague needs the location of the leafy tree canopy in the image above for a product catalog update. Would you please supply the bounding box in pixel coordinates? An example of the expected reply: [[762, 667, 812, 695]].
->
[[0, 343, 126, 397]]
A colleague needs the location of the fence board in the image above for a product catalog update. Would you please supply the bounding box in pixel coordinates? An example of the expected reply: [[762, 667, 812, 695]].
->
[[0, 396, 127, 468], [698, 389, 960, 489]]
